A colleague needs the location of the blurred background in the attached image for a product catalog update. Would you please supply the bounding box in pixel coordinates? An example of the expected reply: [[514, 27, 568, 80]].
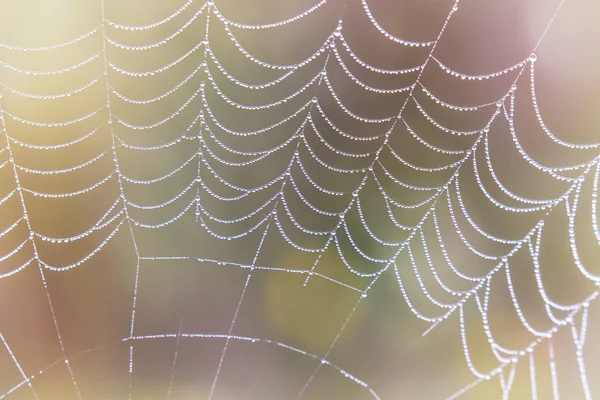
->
[[0, 0, 599, 398]]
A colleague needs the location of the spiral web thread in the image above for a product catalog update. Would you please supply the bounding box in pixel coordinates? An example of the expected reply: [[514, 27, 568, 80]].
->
[[0, 0, 599, 398]]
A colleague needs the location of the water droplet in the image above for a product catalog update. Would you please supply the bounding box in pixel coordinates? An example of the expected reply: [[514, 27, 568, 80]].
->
[[529, 53, 537, 62], [452, 3, 459, 12]]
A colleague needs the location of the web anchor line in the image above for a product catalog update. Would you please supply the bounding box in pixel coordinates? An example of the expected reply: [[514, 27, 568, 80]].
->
[[100, 1, 142, 397], [0, 332, 38, 399], [297, 2, 462, 395]]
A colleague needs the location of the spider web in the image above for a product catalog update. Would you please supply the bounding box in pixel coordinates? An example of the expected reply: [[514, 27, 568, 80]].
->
[[0, 0, 599, 398]]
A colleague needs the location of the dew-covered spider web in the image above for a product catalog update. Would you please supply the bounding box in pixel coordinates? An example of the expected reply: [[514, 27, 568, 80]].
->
[[0, 0, 599, 398]]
